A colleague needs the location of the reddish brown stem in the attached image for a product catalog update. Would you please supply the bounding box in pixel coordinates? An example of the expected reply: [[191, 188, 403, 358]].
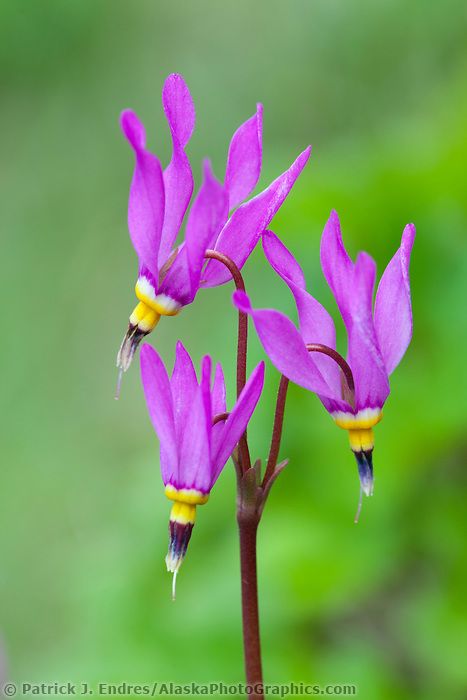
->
[[263, 375, 290, 487], [204, 251, 261, 697], [238, 512, 263, 700], [305, 343, 355, 397], [263, 344, 355, 488], [212, 412, 229, 426], [204, 250, 251, 473], [204, 250, 248, 398]]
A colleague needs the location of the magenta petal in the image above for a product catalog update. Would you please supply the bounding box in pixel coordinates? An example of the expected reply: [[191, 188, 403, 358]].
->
[[158, 148, 193, 269], [120, 110, 165, 281], [374, 224, 416, 375], [347, 253, 390, 410], [162, 73, 195, 148], [185, 160, 229, 292], [157, 244, 191, 305], [320, 212, 389, 409], [262, 229, 306, 288], [201, 146, 312, 288], [211, 362, 265, 484], [140, 344, 177, 485], [290, 284, 342, 395], [170, 341, 198, 451], [262, 231, 341, 394], [159, 161, 228, 304], [262, 230, 337, 350], [158, 76, 195, 268], [212, 363, 226, 415], [232, 290, 340, 400], [225, 104, 263, 210], [320, 210, 354, 319], [178, 382, 211, 492], [200, 355, 213, 451]]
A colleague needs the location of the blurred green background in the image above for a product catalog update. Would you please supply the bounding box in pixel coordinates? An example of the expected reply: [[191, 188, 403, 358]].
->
[[1, 1, 467, 698]]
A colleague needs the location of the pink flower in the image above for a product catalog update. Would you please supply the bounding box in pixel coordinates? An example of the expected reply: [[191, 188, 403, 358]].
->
[[140, 341, 264, 590], [233, 211, 415, 499], [116, 73, 310, 381]]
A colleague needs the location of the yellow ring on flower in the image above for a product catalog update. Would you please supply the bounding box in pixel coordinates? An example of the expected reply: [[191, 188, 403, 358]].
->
[[165, 485, 209, 506], [165, 486, 209, 526], [135, 281, 181, 316], [333, 409, 383, 431]]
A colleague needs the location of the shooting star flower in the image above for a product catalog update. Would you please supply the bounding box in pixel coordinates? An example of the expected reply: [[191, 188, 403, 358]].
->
[[140, 341, 264, 595], [116, 73, 311, 394], [233, 213, 415, 515]]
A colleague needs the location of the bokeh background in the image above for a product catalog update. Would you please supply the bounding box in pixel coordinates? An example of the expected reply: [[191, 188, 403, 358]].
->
[[1, 1, 467, 698]]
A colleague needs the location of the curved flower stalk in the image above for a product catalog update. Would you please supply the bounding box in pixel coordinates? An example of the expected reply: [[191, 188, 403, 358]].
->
[[140, 341, 265, 596], [116, 73, 311, 391], [233, 212, 415, 505]]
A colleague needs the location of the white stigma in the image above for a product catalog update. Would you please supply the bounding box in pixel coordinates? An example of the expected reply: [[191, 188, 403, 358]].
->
[[115, 367, 124, 401], [354, 486, 364, 524], [172, 570, 178, 601]]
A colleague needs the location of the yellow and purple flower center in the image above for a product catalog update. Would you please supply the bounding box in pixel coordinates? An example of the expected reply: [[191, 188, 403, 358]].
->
[[332, 408, 382, 452], [129, 277, 182, 333]]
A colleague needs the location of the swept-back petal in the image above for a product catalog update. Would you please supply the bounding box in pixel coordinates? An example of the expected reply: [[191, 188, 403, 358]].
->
[[201, 146, 311, 287], [212, 363, 226, 416], [162, 73, 195, 148], [140, 344, 177, 485], [121, 110, 164, 281], [158, 75, 195, 267], [171, 341, 198, 450], [320, 212, 389, 410], [232, 291, 340, 400], [347, 253, 389, 409], [178, 380, 211, 493], [262, 229, 306, 288], [224, 104, 263, 210], [320, 210, 354, 320], [262, 231, 341, 394], [200, 355, 213, 451], [374, 224, 416, 375], [159, 161, 228, 304], [185, 160, 229, 292], [211, 362, 265, 484]]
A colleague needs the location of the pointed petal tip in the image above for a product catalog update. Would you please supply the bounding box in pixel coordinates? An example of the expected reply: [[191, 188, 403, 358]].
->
[[201, 354, 212, 378], [173, 340, 193, 374], [139, 342, 154, 361], [326, 209, 341, 228], [403, 222, 416, 246], [232, 289, 251, 313], [301, 144, 312, 161], [254, 360, 266, 385], [202, 158, 215, 179], [120, 110, 145, 150], [162, 73, 195, 147], [356, 250, 377, 274], [165, 71, 186, 84]]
